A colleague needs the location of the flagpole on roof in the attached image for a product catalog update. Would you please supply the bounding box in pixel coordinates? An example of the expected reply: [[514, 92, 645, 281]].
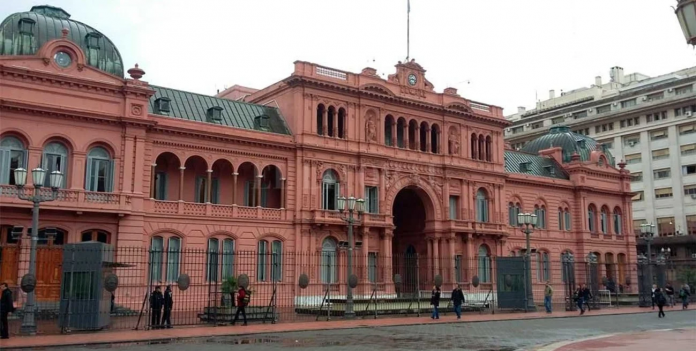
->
[[406, 0, 410, 61]]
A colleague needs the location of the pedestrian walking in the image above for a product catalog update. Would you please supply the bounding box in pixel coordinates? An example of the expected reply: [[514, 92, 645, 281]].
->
[[679, 284, 691, 310], [581, 284, 592, 312], [574, 286, 583, 314], [655, 287, 667, 318], [544, 283, 553, 313], [651, 284, 657, 310], [149, 286, 164, 329], [430, 285, 441, 320], [664, 283, 675, 308], [451, 284, 465, 320], [162, 285, 173, 328], [232, 286, 249, 326], [1, 282, 15, 340]]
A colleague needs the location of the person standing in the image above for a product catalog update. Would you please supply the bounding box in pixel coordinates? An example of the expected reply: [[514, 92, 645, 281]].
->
[[655, 287, 667, 318], [451, 284, 465, 320], [232, 286, 248, 326], [679, 284, 691, 310], [664, 283, 675, 308], [162, 285, 173, 328], [544, 283, 553, 314], [430, 285, 441, 320], [1, 283, 15, 339], [651, 284, 657, 310], [149, 286, 164, 329]]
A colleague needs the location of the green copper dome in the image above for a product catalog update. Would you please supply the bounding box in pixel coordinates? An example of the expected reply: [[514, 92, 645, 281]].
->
[[520, 126, 615, 166], [0, 5, 124, 77]]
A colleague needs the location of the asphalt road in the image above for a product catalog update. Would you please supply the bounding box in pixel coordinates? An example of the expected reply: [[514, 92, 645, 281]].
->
[[56, 310, 696, 351]]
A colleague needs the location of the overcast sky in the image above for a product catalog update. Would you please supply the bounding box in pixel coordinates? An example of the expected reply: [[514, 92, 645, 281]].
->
[[4, 0, 694, 114]]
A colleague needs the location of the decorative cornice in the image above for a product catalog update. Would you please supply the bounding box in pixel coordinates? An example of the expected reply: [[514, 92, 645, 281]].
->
[[149, 126, 294, 152], [152, 139, 288, 161], [0, 64, 127, 96]]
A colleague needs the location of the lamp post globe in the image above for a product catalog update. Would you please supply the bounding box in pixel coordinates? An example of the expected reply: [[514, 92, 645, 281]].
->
[[676, 0, 696, 46]]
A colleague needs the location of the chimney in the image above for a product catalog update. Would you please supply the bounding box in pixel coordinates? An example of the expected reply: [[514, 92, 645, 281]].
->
[[549, 90, 555, 99], [610, 67, 625, 84], [518, 106, 526, 113], [595, 76, 602, 86]]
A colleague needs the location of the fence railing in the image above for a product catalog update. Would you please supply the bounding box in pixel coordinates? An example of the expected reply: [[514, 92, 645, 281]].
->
[[1, 245, 694, 336]]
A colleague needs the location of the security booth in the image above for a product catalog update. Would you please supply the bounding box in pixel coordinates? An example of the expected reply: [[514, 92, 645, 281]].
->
[[58, 241, 125, 331]]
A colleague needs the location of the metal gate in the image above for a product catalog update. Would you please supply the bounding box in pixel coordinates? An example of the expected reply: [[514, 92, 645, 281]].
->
[[496, 257, 527, 309], [562, 252, 576, 311], [585, 253, 600, 310]]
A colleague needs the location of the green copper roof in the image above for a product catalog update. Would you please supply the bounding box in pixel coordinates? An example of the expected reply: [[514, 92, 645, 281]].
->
[[520, 126, 615, 166], [504, 150, 569, 180], [148, 85, 292, 135], [0, 5, 124, 77]]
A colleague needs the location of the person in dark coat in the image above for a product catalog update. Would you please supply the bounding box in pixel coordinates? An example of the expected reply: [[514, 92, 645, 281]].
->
[[651, 284, 657, 310], [162, 285, 173, 328], [451, 284, 465, 319], [655, 287, 667, 318], [679, 284, 691, 310], [149, 286, 164, 329], [664, 283, 675, 308], [1, 283, 15, 339], [430, 285, 441, 320], [232, 286, 248, 326]]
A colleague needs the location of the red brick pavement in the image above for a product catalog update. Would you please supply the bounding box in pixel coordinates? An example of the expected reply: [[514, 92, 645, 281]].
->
[[0, 307, 659, 349], [545, 327, 696, 350]]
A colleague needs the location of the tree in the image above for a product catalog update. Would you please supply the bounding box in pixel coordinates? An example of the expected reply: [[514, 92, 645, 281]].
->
[[221, 276, 237, 307], [676, 268, 696, 292]]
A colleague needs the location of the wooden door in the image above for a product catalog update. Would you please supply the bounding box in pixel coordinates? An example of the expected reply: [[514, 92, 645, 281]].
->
[[0, 246, 19, 285], [36, 247, 63, 301]]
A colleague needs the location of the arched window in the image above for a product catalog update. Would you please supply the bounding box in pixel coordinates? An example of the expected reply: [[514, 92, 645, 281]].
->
[[42, 142, 68, 188], [536, 251, 550, 282], [588, 205, 597, 233], [535, 205, 546, 229], [419, 122, 429, 152], [558, 208, 564, 230], [221, 238, 235, 279], [431, 124, 440, 154], [471, 133, 478, 159], [257, 239, 283, 282], [322, 170, 340, 210], [205, 237, 235, 282], [509, 202, 520, 226], [316, 104, 325, 136], [600, 207, 609, 234], [321, 237, 337, 283], [564, 208, 571, 231], [86, 147, 114, 192], [337, 108, 346, 139], [485, 135, 492, 162], [327, 106, 336, 137], [80, 229, 110, 243], [37, 227, 65, 246], [397, 118, 406, 148], [613, 207, 622, 235], [478, 135, 485, 160], [384, 115, 394, 146], [476, 189, 489, 222], [408, 120, 417, 150], [478, 245, 491, 283], [150, 235, 181, 283], [0, 136, 27, 185]]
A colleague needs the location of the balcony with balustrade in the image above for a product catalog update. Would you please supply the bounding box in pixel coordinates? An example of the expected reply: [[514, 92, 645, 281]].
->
[[0, 184, 133, 214]]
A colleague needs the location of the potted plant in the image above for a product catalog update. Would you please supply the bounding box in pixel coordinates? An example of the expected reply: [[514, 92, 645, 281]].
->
[[221, 276, 237, 307]]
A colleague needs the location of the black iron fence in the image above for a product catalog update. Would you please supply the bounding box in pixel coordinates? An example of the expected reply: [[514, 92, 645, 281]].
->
[[1, 244, 695, 336]]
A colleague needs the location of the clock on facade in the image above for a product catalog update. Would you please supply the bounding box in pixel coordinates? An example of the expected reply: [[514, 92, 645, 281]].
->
[[408, 73, 417, 86], [54, 51, 72, 68]]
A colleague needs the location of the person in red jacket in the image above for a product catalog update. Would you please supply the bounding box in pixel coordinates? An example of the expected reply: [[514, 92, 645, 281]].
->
[[232, 286, 248, 326]]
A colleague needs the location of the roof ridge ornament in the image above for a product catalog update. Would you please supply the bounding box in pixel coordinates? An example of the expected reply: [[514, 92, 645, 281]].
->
[[128, 63, 145, 80]]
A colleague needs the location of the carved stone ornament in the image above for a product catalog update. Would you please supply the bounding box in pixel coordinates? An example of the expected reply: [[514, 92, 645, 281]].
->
[[472, 275, 480, 288], [238, 274, 250, 289], [131, 104, 143, 116], [104, 273, 119, 293], [393, 273, 402, 284], [449, 131, 460, 155], [366, 117, 377, 142], [298, 273, 310, 289], [21, 274, 37, 293], [177, 274, 190, 291], [434, 275, 443, 288], [504, 274, 513, 288], [348, 274, 359, 288]]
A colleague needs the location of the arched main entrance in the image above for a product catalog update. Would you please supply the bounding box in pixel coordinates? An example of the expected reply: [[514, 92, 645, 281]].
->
[[391, 186, 434, 293]]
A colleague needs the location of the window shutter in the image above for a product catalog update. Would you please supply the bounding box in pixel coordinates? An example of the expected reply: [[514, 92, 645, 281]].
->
[[85, 157, 93, 191], [106, 159, 114, 192], [0, 149, 9, 184]]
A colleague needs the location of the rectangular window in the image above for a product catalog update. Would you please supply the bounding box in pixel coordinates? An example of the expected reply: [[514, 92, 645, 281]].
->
[[552, 117, 565, 125], [684, 184, 696, 196], [631, 172, 642, 182], [633, 219, 647, 237], [150, 237, 164, 282], [683, 164, 696, 175], [531, 122, 543, 129], [166, 237, 181, 282], [271, 240, 282, 282], [449, 196, 459, 220], [42, 152, 66, 188], [322, 181, 339, 210], [682, 144, 696, 155], [154, 172, 167, 200], [511, 126, 524, 134], [688, 215, 696, 235], [680, 123, 696, 135], [368, 252, 377, 283], [675, 108, 683, 117], [646, 92, 664, 101], [564, 211, 571, 231], [654, 188, 673, 199], [657, 217, 675, 236], [623, 135, 640, 146], [651, 149, 670, 160], [625, 154, 641, 164], [621, 99, 636, 108], [207, 239, 219, 282], [221, 239, 235, 279], [598, 140, 613, 149], [573, 111, 588, 119], [650, 129, 668, 140], [596, 105, 611, 114], [364, 186, 379, 213], [653, 169, 671, 179], [257, 240, 267, 281], [675, 85, 693, 95], [632, 191, 644, 202], [86, 158, 113, 192]]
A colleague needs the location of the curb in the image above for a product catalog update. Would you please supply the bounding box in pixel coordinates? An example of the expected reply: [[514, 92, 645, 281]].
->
[[3, 309, 681, 350]]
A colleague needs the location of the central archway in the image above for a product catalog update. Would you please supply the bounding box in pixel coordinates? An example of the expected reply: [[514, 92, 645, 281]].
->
[[391, 186, 435, 293]]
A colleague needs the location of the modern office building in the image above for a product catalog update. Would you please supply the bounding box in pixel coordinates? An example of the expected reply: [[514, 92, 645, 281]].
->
[[505, 66, 696, 260]]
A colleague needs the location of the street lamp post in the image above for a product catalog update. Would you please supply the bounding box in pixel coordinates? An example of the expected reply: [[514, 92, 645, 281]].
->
[[337, 195, 364, 319], [640, 223, 656, 285], [12, 167, 64, 335], [675, 0, 696, 46], [517, 212, 538, 312]]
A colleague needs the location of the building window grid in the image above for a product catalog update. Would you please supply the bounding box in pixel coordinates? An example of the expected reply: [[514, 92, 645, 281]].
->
[[653, 169, 671, 180], [654, 188, 673, 199]]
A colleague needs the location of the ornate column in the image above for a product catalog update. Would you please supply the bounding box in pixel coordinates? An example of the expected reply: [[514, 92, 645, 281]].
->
[[206, 169, 213, 203], [280, 177, 286, 209], [255, 174, 263, 207], [448, 233, 456, 286], [322, 109, 328, 136], [415, 125, 421, 151], [378, 168, 385, 212], [232, 172, 238, 205], [403, 123, 409, 149], [332, 111, 338, 138], [425, 127, 431, 153], [178, 166, 185, 201], [382, 229, 394, 285], [149, 164, 156, 198], [391, 123, 397, 146], [436, 129, 442, 154], [427, 238, 433, 283], [433, 236, 440, 278], [362, 227, 370, 282]]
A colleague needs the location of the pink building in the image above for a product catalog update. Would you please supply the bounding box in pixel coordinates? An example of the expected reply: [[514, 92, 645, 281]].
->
[[0, 6, 636, 313]]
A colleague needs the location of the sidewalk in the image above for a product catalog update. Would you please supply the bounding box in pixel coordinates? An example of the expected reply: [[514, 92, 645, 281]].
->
[[539, 327, 696, 350], [0, 307, 658, 349]]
